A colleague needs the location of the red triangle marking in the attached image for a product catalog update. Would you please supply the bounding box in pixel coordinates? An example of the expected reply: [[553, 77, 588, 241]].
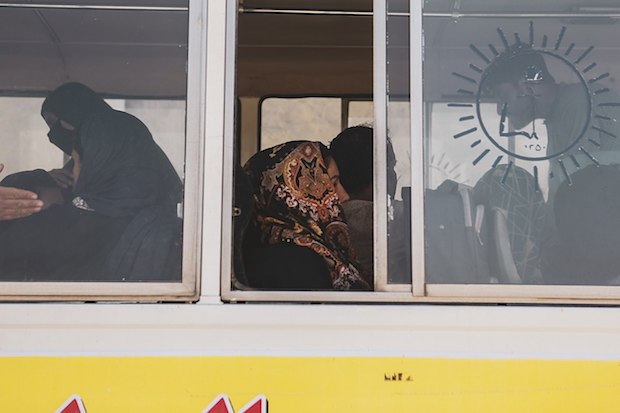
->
[[55, 395, 87, 413], [239, 395, 267, 413], [202, 394, 234, 413]]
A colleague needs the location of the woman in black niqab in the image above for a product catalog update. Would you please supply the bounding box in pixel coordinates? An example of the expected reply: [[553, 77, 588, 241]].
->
[[0, 82, 182, 281]]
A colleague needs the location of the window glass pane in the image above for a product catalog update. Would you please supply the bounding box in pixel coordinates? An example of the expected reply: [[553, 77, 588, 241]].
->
[[424, 2, 620, 286], [260, 97, 341, 149], [0, 6, 188, 283], [387, 1, 412, 283], [234, 5, 374, 293]]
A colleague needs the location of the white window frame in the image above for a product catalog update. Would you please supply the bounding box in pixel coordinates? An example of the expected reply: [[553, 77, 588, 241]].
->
[[1, 0, 204, 301], [221, 0, 414, 302], [221, 0, 620, 305]]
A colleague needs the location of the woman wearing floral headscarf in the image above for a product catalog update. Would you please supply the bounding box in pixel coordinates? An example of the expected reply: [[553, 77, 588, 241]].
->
[[243, 141, 371, 290]]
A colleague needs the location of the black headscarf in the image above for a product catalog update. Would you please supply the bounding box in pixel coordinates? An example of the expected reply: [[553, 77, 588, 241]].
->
[[41, 82, 112, 154], [41, 82, 111, 128]]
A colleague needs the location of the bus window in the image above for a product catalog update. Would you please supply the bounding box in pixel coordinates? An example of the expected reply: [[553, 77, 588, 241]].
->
[[230, 2, 394, 294], [423, 0, 620, 294], [226, 0, 420, 297], [228, 0, 620, 303], [0, 1, 198, 301]]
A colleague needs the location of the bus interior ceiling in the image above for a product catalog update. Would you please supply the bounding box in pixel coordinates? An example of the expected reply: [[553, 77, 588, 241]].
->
[[0, 0, 189, 98], [3, 0, 620, 99], [237, 0, 373, 97]]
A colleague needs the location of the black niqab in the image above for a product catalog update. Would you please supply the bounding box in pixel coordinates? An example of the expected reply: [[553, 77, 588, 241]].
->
[[41, 82, 111, 154]]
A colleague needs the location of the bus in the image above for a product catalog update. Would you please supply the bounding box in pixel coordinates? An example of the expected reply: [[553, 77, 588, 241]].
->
[[2, 0, 620, 412]]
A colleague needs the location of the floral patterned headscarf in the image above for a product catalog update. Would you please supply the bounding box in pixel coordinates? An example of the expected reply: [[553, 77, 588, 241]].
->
[[244, 141, 370, 290]]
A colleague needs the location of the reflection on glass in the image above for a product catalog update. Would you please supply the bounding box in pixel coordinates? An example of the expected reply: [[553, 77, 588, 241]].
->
[[424, 7, 620, 285]]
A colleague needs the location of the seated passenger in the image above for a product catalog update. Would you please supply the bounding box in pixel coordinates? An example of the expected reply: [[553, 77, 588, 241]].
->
[[0, 82, 182, 281], [329, 126, 375, 277], [472, 164, 546, 284], [242, 141, 370, 290], [329, 125, 408, 282], [544, 164, 620, 285]]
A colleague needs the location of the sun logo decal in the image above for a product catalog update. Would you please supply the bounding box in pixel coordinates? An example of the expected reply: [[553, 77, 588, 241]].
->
[[448, 21, 620, 189]]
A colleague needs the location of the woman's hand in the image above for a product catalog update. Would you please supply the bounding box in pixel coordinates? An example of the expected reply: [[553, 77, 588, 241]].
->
[[0, 164, 44, 221]]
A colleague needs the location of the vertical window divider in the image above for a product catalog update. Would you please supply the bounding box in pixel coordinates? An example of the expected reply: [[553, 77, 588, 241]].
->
[[183, 0, 208, 298], [203, 0, 233, 302], [373, 0, 389, 291], [410, 0, 425, 296]]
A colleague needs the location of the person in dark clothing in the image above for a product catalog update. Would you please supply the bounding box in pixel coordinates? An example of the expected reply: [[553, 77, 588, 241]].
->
[[329, 125, 409, 283], [242, 141, 370, 290], [0, 82, 182, 281], [544, 165, 620, 285]]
